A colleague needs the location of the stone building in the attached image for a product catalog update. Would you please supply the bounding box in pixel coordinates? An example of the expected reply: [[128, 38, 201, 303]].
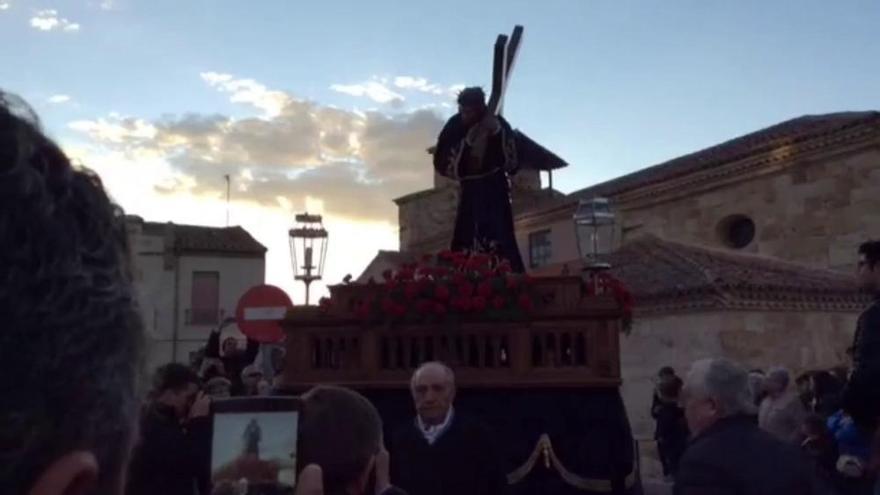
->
[[126, 216, 267, 371], [360, 110, 880, 470]]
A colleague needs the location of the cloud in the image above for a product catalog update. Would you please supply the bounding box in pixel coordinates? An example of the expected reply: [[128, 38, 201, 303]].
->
[[70, 73, 446, 224], [201, 72, 291, 117], [47, 94, 71, 104], [30, 9, 80, 31], [0, 3, 10, 11], [330, 80, 405, 106]]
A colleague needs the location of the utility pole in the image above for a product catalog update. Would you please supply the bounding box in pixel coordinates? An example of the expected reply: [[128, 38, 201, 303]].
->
[[225, 174, 231, 227]]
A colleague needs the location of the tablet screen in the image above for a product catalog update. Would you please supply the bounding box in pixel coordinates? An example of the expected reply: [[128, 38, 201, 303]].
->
[[210, 410, 298, 495]]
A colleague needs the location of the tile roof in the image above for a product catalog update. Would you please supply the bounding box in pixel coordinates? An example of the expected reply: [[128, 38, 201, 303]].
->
[[139, 220, 266, 256], [532, 235, 869, 313], [356, 250, 417, 283], [570, 111, 880, 201]]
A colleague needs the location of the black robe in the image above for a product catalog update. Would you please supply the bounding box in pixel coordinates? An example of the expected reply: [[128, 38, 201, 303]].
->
[[390, 414, 507, 495], [433, 113, 525, 273]]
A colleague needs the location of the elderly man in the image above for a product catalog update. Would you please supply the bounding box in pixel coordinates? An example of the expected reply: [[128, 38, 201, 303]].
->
[[675, 358, 826, 495], [390, 362, 506, 495], [758, 367, 807, 443]]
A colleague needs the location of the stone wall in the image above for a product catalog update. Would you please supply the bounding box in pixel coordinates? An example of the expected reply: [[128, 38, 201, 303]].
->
[[619, 147, 880, 271], [621, 309, 858, 475], [622, 309, 857, 437]]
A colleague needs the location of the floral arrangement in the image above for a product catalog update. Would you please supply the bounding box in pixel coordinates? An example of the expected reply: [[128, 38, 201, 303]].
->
[[322, 250, 537, 323], [583, 271, 634, 334]]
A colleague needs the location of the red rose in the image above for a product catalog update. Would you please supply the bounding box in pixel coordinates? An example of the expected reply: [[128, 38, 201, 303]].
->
[[438, 250, 455, 261], [477, 281, 493, 298], [404, 282, 420, 301], [434, 266, 450, 278], [471, 296, 487, 311], [416, 300, 433, 314], [382, 269, 393, 281], [492, 295, 506, 310], [422, 253, 435, 263], [355, 302, 371, 319], [517, 294, 534, 311], [506, 277, 519, 290], [451, 297, 472, 312], [417, 266, 434, 278], [458, 281, 475, 298], [496, 262, 512, 275], [381, 298, 396, 314], [435, 285, 450, 301], [434, 302, 447, 315], [452, 273, 467, 285], [393, 304, 407, 318]]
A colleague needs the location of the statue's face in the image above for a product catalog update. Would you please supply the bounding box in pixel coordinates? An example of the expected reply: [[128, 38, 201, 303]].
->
[[459, 104, 483, 127]]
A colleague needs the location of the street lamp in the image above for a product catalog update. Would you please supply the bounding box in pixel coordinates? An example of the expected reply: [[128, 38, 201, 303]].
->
[[573, 198, 615, 290], [289, 213, 329, 305]]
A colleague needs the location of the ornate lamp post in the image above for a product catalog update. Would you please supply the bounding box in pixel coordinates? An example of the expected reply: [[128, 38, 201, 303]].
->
[[288, 213, 329, 305], [573, 197, 616, 290]]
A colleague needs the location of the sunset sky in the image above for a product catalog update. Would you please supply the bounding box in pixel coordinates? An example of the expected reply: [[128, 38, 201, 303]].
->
[[3, 0, 878, 302]]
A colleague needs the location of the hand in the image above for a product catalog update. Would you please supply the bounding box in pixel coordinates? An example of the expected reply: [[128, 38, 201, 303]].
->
[[295, 464, 323, 495], [189, 392, 211, 419], [374, 446, 391, 495]]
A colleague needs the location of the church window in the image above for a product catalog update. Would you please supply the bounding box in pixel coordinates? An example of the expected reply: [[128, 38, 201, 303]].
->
[[718, 215, 756, 249], [529, 230, 552, 268]]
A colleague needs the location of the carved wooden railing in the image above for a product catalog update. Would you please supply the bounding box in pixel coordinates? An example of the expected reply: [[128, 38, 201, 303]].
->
[[281, 276, 623, 388]]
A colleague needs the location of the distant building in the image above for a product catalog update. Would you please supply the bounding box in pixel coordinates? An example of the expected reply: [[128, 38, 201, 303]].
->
[[126, 216, 267, 371]]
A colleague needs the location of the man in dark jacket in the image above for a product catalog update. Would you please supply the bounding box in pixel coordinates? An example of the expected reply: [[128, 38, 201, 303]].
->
[[842, 240, 880, 431], [675, 358, 828, 495], [391, 362, 506, 495], [206, 317, 260, 395], [128, 363, 211, 495]]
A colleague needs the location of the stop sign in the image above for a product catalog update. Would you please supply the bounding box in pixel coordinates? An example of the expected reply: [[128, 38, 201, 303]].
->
[[235, 285, 293, 343]]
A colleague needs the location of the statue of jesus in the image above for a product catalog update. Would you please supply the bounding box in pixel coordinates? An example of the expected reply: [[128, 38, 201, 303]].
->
[[432, 87, 526, 273]]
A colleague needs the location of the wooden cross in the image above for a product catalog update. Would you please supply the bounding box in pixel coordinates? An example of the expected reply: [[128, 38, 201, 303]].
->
[[427, 25, 524, 156], [488, 25, 524, 117]]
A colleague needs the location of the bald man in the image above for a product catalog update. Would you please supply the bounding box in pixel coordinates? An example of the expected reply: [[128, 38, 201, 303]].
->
[[390, 362, 506, 495]]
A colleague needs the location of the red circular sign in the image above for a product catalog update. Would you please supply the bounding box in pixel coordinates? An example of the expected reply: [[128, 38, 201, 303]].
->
[[235, 285, 293, 343]]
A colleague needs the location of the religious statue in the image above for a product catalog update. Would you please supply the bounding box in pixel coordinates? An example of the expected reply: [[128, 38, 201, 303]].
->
[[432, 27, 527, 272]]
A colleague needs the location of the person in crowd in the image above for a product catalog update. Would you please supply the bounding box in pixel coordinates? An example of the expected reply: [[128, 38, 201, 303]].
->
[[827, 409, 874, 493], [801, 414, 839, 482], [204, 375, 233, 399], [206, 317, 260, 395], [0, 92, 145, 495], [811, 370, 845, 417], [241, 364, 267, 396], [127, 363, 212, 495], [391, 362, 506, 495], [675, 358, 826, 494], [797, 371, 816, 409], [758, 367, 808, 443], [651, 367, 681, 416], [842, 240, 880, 432], [746, 369, 766, 423], [652, 372, 688, 480], [298, 385, 407, 495], [201, 356, 227, 382]]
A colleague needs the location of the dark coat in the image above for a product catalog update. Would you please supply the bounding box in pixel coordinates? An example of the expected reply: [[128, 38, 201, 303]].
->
[[674, 415, 829, 495], [842, 298, 880, 429], [390, 414, 507, 495], [127, 404, 211, 495]]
